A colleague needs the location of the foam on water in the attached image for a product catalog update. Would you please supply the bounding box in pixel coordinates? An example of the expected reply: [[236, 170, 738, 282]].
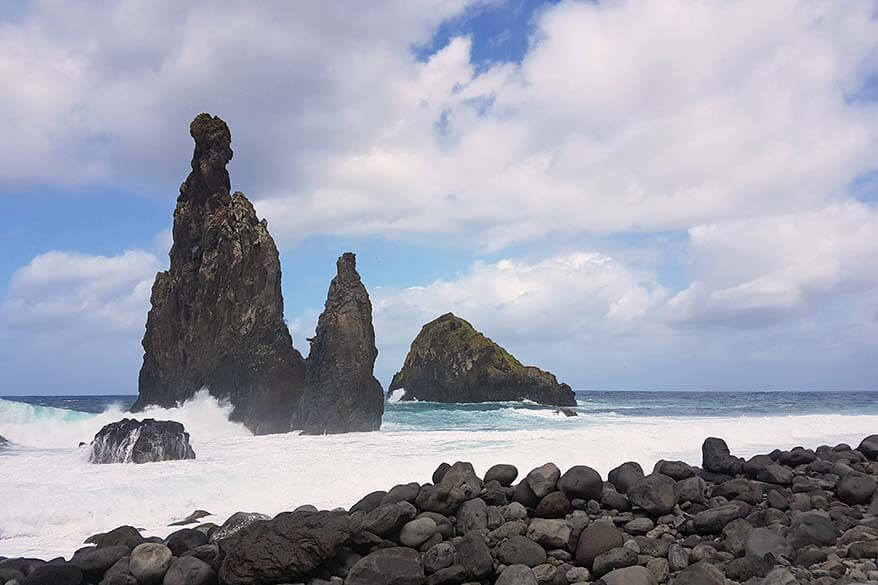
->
[[1, 393, 877, 558]]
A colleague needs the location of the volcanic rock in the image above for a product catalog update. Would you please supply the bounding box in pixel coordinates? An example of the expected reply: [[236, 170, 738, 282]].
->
[[89, 419, 195, 464], [388, 313, 575, 406], [133, 113, 306, 434], [299, 252, 384, 434]]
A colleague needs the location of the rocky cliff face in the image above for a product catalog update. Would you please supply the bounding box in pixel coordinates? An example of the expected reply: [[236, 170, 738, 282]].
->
[[298, 253, 384, 434], [389, 313, 576, 406], [133, 113, 305, 434]]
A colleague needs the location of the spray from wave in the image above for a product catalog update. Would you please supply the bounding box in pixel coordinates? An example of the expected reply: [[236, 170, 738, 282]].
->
[[0, 390, 250, 450]]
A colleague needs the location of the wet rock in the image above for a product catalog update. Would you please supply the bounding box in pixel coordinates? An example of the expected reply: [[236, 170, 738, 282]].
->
[[165, 528, 208, 557], [133, 114, 306, 434], [389, 313, 575, 406], [299, 253, 384, 434], [89, 419, 195, 464], [169, 510, 212, 527], [210, 512, 270, 544], [96, 527, 146, 550]]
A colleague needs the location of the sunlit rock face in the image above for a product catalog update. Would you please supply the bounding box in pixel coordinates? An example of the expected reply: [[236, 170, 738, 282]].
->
[[390, 313, 576, 406]]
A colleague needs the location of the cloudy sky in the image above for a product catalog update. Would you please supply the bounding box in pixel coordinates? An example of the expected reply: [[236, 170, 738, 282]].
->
[[1, 0, 877, 395]]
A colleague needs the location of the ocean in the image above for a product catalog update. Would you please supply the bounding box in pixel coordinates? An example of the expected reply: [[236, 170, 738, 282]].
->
[[1, 390, 877, 558]]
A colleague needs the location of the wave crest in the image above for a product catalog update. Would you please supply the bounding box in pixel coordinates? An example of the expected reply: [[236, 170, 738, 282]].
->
[[0, 390, 250, 450]]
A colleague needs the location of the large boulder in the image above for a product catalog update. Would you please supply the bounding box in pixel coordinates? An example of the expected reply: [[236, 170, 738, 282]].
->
[[858, 434, 878, 459], [298, 253, 385, 434], [219, 510, 351, 584], [89, 419, 195, 464], [789, 512, 839, 547], [132, 113, 306, 434], [598, 565, 658, 585], [693, 502, 750, 534], [702, 437, 741, 475], [456, 532, 493, 579], [837, 472, 877, 505], [575, 522, 623, 569], [558, 465, 602, 500], [130, 543, 173, 585], [607, 462, 644, 494], [496, 536, 547, 567], [69, 545, 129, 581], [484, 464, 518, 486], [628, 474, 677, 516], [162, 556, 216, 585], [20, 563, 83, 585], [526, 463, 561, 498], [388, 313, 575, 406], [210, 512, 270, 544], [345, 547, 424, 585]]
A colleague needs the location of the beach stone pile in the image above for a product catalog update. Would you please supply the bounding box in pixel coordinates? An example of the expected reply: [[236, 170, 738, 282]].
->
[[3, 434, 878, 585]]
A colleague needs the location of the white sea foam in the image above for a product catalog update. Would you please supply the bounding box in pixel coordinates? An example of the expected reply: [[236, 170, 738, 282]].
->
[[1, 400, 877, 559], [387, 388, 406, 403]]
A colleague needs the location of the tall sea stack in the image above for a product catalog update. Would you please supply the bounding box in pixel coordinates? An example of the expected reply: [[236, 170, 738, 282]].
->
[[133, 113, 306, 434], [298, 253, 384, 434]]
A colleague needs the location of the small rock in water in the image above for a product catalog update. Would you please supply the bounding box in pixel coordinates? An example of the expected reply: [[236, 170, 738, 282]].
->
[[555, 407, 578, 417], [88, 418, 195, 464], [169, 510, 212, 526]]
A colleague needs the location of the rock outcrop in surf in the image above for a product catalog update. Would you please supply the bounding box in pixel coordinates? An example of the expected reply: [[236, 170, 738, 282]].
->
[[89, 418, 196, 464], [132, 113, 306, 435], [389, 313, 576, 406], [298, 253, 384, 434]]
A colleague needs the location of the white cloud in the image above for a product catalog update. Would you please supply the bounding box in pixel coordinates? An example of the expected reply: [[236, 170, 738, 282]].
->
[[669, 201, 878, 328], [2, 249, 160, 332], [1, 1, 875, 249]]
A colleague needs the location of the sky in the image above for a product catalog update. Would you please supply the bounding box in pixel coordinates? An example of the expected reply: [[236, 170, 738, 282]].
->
[[1, 0, 877, 396]]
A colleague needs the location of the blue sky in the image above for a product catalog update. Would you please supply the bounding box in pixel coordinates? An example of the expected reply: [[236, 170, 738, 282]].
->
[[1, 0, 877, 395]]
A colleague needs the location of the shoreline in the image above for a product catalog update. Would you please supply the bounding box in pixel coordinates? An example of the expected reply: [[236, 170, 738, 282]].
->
[[2, 434, 878, 585]]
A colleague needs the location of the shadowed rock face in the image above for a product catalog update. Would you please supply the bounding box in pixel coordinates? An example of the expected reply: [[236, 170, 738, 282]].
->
[[389, 313, 576, 406], [133, 113, 305, 434], [298, 253, 384, 434]]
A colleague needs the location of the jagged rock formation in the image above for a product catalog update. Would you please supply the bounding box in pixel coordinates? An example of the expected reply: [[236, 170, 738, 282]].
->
[[89, 418, 195, 464], [389, 313, 576, 406], [298, 253, 384, 434], [132, 114, 305, 434]]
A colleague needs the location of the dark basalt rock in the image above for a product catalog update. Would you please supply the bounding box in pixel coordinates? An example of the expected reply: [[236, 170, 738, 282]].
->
[[389, 313, 575, 406], [0, 434, 8, 447], [89, 419, 195, 464], [298, 252, 384, 434], [218, 510, 351, 584], [133, 113, 306, 435]]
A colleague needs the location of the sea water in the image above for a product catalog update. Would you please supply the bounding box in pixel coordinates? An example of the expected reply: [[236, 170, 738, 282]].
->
[[1, 390, 877, 558]]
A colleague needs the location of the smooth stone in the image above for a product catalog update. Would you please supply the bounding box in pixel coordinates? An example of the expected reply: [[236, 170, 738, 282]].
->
[[399, 518, 438, 548], [495, 565, 537, 585], [165, 529, 208, 557], [669, 561, 725, 585], [424, 564, 466, 585], [607, 462, 644, 494], [624, 517, 654, 536], [129, 543, 173, 585], [161, 556, 216, 585], [575, 523, 623, 569], [838, 472, 877, 505], [592, 547, 637, 578], [423, 542, 455, 575], [745, 527, 793, 560], [97, 526, 146, 550], [558, 466, 602, 501], [345, 548, 425, 585], [597, 565, 658, 585], [485, 464, 518, 487], [456, 498, 488, 533], [496, 536, 547, 568], [534, 492, 570, 519], [69, 545, 129, 580]]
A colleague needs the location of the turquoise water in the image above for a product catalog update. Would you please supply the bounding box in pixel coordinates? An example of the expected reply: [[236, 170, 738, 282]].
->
[[3, 391, 877, 433]]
